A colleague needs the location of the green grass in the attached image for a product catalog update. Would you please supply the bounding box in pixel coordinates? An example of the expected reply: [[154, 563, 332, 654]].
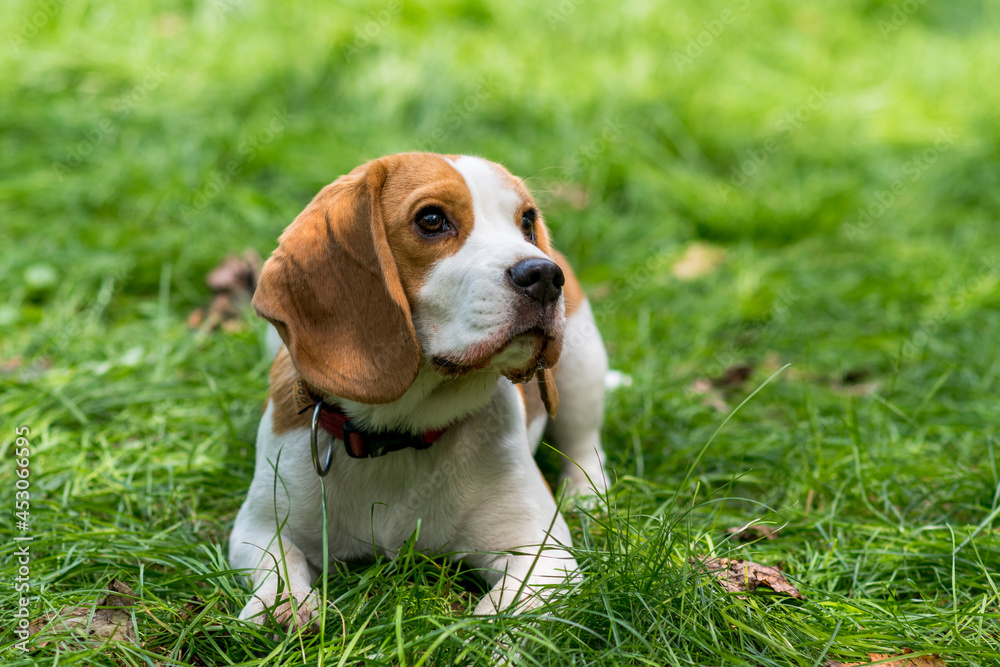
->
[[2, 0, 999, 664]]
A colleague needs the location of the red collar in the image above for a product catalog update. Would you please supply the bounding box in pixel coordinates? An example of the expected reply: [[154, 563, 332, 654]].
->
[[293, 379, 446, 459]]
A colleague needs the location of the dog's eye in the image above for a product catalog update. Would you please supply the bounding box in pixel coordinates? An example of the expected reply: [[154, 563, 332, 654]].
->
[[521, 209, 537, 243], [415, 207, 450, 235]]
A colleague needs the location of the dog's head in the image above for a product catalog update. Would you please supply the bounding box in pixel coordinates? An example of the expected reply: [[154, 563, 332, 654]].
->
[[253, 153, 565, 412]]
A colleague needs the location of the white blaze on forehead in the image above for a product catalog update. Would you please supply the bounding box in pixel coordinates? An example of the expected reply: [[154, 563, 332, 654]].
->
[[448, 156, 525, 243], [444, 154, 550, 272]]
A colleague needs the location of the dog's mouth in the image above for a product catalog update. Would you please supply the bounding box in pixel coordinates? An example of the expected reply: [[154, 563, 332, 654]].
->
[[430, 324, 562, 381]]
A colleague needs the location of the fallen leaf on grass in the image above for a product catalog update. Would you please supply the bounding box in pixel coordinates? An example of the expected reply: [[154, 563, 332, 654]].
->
[[688, 378, 730, 413], [1, 355, 51, 378], [831, 367, 879, 396], [689, 362, 756, 412], [187, 250, 261, 332], [205, 250, 260, 294], [671, 242, 725, 281], [30, 579, 137, 647], [693, 557, 803, 599], [727, 524, 778, 541], [831, 381, 880, 397], [841, 367, 871, 385], [762, 351, 816, 383], [762, 353, 881, 396], [1, 355, 23, 373], [712, 363, 754, 389], [824, 649, 946, 666]]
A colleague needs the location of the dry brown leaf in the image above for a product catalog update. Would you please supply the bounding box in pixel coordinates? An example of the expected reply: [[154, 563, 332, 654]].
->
[[831, 381, 880, 397], [825, 649, 946, 666], [206, 251, 260, 293], [841, 367, 871, 385], [727, 524, 778, 542], [31, 579, 137, 647], [693, 557, 803, 599], [1, 355, 51, 378], [712, 363, 754, 389], [188, 250, 261, 332], [688, 378, 730, 413], [689, 362, 756, 412], [2, 355, 24, 373], [671, 243, 725, 281]]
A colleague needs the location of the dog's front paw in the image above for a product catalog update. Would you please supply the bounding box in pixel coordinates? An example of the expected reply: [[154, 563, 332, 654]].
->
[[238, 589, 321, 631]]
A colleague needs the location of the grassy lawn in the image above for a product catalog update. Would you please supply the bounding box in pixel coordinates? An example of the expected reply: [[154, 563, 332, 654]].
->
[[2, 0, 999, 664]]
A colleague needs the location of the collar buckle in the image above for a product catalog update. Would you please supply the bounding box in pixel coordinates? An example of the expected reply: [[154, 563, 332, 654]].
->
[[340, 420, 366, 458]]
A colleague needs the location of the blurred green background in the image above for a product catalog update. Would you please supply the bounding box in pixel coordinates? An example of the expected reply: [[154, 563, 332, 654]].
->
[[2, 0, 999, 664], [3, 0, 999, 372]]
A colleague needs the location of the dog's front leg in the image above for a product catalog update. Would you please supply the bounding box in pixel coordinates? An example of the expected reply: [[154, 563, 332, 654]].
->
[[230, 520, 320, 629], [230, 405, 325, 629], [470, 513, 579, 616]]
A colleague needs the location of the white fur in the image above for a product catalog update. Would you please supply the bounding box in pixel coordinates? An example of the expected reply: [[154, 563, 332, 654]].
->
[[230, 155, 606, 628], [521, 300, 609, 494], [546, 300, 609, 493]]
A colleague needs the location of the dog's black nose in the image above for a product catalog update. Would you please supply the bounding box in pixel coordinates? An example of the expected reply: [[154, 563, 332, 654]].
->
[[507, 258, 565, 305]]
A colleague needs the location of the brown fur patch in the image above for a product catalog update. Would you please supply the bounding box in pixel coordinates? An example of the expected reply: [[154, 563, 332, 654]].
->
[[538, 367, 560, 417], [550, 248, 584, 318], [379, 153, 476, 299], [518, 377, 548, 427]]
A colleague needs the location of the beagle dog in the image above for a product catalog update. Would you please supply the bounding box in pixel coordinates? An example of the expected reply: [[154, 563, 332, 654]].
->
[[230, 152, 608, 627]]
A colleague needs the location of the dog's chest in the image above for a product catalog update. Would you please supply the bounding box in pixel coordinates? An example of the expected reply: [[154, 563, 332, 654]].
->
[[319, 445, 469, 559], [263, 379, 529, 566], [293, 425, 524, 566]]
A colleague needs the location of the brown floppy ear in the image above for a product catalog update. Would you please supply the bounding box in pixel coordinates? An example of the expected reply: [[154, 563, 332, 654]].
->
[[538, 367, 560, 418], [252, 160, 420, 404]]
